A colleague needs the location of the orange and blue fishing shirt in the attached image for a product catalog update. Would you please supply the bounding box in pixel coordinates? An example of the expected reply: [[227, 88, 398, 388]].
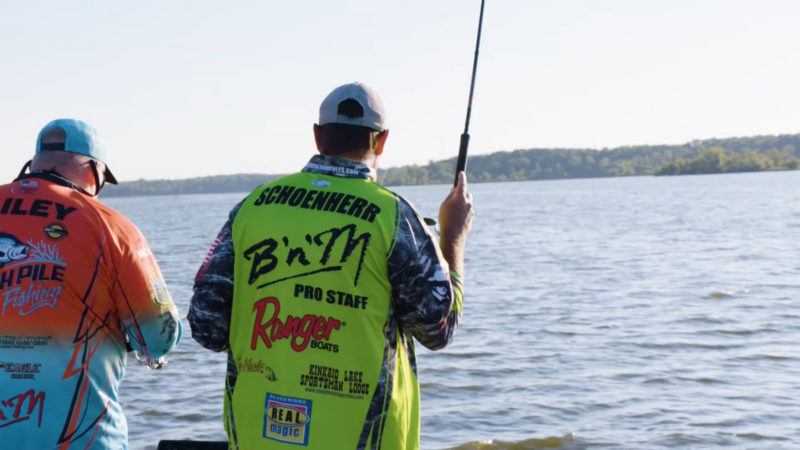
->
[[0, 172, 182, 449]]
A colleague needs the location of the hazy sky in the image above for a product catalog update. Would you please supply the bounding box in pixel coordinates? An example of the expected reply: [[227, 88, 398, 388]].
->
[[1, 0, 798, 182]]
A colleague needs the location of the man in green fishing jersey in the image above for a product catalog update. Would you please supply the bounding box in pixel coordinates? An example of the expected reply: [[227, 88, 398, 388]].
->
[[188, 82, 474, 449]]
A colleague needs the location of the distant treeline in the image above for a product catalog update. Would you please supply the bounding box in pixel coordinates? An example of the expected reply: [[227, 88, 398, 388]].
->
[[102, 174, 283, 198], [101, 134, 800, 198], [379, 134, 800, 185], [656, 147, 800, 176]]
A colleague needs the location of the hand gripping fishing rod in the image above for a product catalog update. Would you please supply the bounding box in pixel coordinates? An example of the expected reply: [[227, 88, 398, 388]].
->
[[454, 0, 487, 187]]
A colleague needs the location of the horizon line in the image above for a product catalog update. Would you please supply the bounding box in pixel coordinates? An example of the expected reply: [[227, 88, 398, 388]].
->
[[111, 130, 800, 184]]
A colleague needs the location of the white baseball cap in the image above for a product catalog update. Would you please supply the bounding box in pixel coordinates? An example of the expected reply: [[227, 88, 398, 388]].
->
[[318, 82, 387, 132]]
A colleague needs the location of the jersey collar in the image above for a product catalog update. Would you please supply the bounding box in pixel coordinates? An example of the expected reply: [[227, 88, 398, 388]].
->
[[15, 171, 84, 192], [301, 155, 377, 181]]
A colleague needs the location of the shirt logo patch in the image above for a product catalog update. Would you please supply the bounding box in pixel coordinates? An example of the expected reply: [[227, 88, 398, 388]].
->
[[43, 223, 68, 241], [0, 361, 41, 380], [263, 393, 312, 445], [148, 273, 173, 308], [0, 233, 28, 268], [136, 247, 153, 259], [311, 179, 330, 188], [10, 180, 39, 194], [1, 235, 66, 316]]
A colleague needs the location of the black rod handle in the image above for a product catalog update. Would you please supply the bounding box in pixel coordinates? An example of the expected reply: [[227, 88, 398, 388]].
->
[[454, 133, 470, 186]]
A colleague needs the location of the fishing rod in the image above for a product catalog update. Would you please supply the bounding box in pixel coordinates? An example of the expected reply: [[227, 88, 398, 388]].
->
[[454, 0, 487, 187]]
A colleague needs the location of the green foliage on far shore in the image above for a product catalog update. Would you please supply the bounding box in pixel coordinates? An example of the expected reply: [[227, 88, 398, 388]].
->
[[655, 147, 800, 176], [101, 133, 800, 198], [102, 174, 284, 198], [378, 135, 800, 185]]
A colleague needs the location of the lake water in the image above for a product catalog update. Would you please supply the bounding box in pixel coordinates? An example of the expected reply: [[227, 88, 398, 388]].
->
[[108, 171, 800, 450]]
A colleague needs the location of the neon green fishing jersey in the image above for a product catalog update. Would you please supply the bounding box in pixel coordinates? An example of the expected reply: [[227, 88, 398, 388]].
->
[[188, 155, 464, 450]]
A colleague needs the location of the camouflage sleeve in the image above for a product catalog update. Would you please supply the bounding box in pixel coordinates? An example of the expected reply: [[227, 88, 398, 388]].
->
[[389, 196, 464, 351], [187, 200, 244, 352]]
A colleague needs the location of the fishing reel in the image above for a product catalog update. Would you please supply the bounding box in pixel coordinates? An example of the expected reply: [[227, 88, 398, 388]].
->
[[136, 354, 168, 370], [424, 217, 440, 236], [126, 339, 168, 370]]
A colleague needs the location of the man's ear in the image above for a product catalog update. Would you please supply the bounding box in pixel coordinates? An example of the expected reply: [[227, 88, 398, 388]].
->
[[374, 129, 389, 156], [313, 124, 323, 153]]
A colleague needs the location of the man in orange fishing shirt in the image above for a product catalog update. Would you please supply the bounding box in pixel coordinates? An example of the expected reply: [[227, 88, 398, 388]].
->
[[0, 119, 182, 449]]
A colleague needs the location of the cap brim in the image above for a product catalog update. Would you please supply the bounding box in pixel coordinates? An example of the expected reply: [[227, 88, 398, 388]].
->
[[104, 167, 118, 185]]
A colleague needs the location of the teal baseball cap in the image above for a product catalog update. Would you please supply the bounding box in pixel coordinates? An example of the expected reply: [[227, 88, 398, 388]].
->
[[35, 119, 118, 184]]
